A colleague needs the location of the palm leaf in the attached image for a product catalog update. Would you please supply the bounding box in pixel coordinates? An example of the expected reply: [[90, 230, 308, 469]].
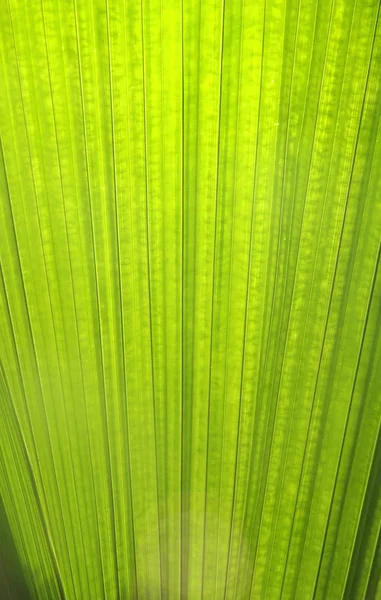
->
[[0, 0, 380, 598]]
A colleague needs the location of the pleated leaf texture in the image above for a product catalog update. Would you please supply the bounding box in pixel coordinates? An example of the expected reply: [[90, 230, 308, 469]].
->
[[1, 0, 381, 598]]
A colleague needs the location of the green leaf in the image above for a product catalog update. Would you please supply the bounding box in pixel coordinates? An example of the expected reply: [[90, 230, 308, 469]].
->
[[0, 0, 380, 598]]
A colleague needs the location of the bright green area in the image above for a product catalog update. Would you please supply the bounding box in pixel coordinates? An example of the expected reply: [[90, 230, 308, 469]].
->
[[0, 0, 381, 598]]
